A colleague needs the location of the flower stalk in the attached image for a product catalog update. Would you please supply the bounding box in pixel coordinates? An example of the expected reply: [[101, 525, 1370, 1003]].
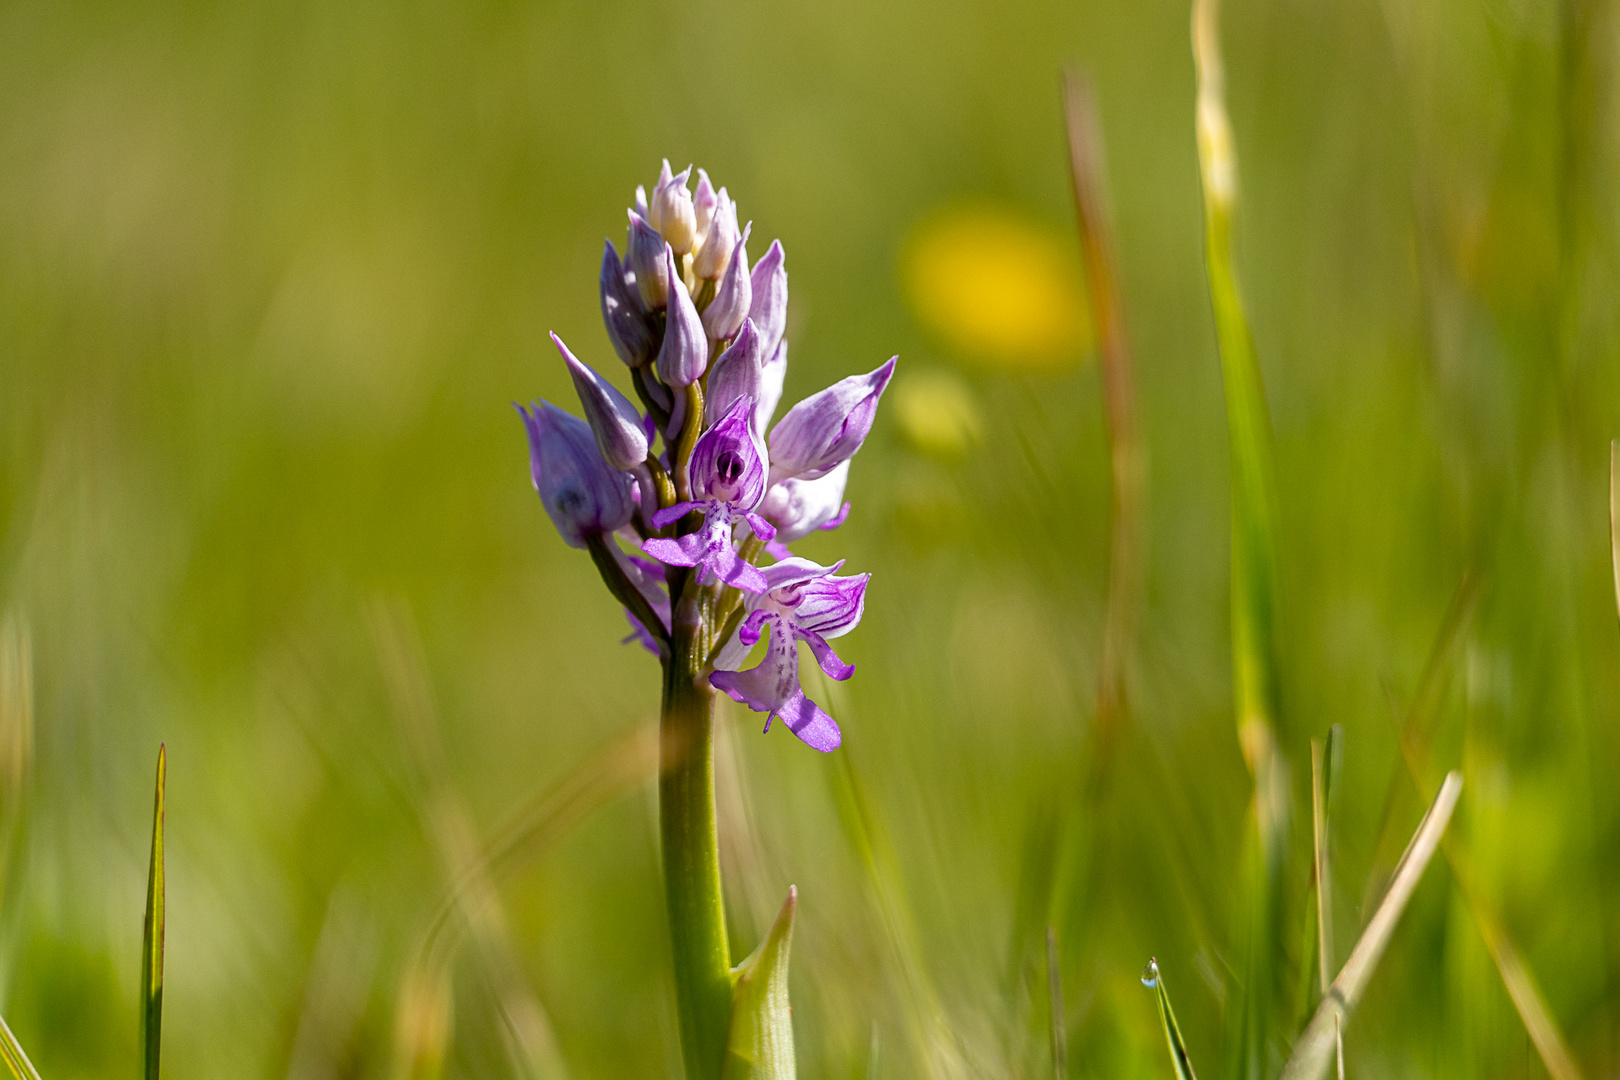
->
[[661, 595, 733, 1079]]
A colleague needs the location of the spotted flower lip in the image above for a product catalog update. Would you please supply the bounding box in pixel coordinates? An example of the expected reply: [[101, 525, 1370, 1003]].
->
[[710, 557, 869, 753], [554, 333, 648, 471], [599, 241, 653, 367], [517, 401, 635, 548], [768, 357, 897, 485], [640, 397, 775, 593], [657, 245, 708, 389]]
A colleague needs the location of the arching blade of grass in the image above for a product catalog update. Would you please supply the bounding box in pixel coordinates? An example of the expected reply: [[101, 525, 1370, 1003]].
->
[[0, 1015, 42, 1080], [1141, 959, 1198, 1080], [1610, 439, 1619, 623], [1279, 772, 1462, 1080], [142, 745, 166, 1080], [1311, 726, 1342, 996], [1191, 2, 1287, 1075]]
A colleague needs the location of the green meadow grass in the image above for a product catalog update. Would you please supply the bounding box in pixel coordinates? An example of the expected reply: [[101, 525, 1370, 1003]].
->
[[2, 0, 1620, 1077]]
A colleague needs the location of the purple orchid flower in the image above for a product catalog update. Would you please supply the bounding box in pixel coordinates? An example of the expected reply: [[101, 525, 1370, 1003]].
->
[[761, 459, 851, 543], [641, 396, 776, 593], [702, 223, 753, 342], [627, 210, 669, 309], [517, 401, 635, 548], [598, 241, 653, 367], [657, 244, 708, 389], [554, 333, 648, 470], [768, 357, 897, 485], [710, 557, 868, 752]]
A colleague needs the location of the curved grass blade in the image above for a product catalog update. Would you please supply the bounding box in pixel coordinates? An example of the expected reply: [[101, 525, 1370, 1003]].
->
[[1610, 439, 1619, 624], [1141, 959, 1198, 1080], [1279, 772, 1462, 1080], [0, 1015, 42, 1080], [141, 745, 166, 1080]]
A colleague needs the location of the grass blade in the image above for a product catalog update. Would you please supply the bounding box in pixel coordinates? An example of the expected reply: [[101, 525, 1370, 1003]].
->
[[1141, 959, 1199, 1080], [1279, 771, 1462, 1080], [141, 745, 166, 1080], [0, 1015, 42, 1080], [1190, 5, 1286, 1074], [1063, 67, 1145, 748], [1610, 439, 1619, 624], [1310, 725, 1342, 996], [1046, 927, 1066, 1079]]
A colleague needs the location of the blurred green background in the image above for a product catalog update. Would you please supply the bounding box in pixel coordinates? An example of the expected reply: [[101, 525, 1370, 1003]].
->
[[3, 0, 1620, 1076]]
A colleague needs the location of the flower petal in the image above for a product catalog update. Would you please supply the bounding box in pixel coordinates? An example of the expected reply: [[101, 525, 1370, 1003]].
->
[[775, 690, 842, 752], [793, 572, 869, 639], [797, 627, 855, 680]]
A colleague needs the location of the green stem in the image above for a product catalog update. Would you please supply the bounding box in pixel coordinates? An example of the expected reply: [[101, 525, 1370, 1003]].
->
[[662, 606, 732, 1080]]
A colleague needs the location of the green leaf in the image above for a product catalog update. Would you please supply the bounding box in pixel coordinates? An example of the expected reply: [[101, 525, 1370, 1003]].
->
[[1142, 959, 1198, 1080], [1190, 3, 1287, 1074], [722, 887, 797, 1080], [141, 745, 166, 1080]]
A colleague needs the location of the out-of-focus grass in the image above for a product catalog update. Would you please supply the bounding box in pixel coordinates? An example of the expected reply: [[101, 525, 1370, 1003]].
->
[[1, 0, 1619, 1078]]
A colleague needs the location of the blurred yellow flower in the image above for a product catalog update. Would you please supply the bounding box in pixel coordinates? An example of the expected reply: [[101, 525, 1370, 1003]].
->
[[892, 368, 983, 456], [901, 205, 1090, 370]]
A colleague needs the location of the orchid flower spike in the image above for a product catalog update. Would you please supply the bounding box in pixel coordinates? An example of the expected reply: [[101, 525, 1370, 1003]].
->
[[768, 357, 897, 485], [517, 401, 635, 548], [554, 333, 648, 470], [641, 396, 775, 593], [710, 558, 868, 752]]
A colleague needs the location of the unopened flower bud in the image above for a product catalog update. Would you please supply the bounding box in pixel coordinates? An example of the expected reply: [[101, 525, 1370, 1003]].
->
[[599, 241, 653, 366], [517, 401, 635, 548], [760, 459, 851, 542], [650, 163, 698, 256], [633, 184, 649, 220], [768, 357, 897, 484], [706, 319, 765, 426], [657, 245, 707, 388], [702, 223, 752, 342], [627, 211, 669, 309], [693, 189, 738, 281], [749, 240, 788, 358], [693, 170, 718, 244], [554, 333, 648, 470]]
